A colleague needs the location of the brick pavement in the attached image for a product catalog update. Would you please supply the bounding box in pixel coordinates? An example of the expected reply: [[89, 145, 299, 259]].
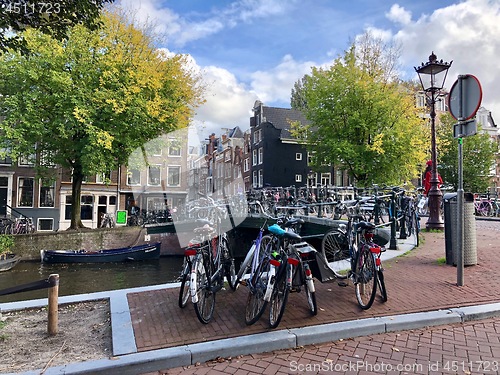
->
[[128, 220, 500, 353], [162, 316, 500, 374]]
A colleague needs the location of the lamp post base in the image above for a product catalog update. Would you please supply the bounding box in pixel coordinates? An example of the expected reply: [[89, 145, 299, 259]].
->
[[425, 217, 444, 231]]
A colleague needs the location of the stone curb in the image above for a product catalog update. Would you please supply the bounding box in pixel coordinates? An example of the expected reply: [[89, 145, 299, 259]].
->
[[12, 303, 500, 375]]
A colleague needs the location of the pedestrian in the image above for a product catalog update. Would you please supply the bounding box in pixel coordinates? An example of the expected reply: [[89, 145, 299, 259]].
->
[[423, 160, 443, 196]]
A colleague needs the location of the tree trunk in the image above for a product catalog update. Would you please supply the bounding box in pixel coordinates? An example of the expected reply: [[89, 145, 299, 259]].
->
[[70, 163, 85, 229]]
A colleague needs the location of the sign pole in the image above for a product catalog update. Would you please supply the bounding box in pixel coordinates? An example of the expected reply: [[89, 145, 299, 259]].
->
[[457, 75, 464, 287], [449, 74, 482, 287]]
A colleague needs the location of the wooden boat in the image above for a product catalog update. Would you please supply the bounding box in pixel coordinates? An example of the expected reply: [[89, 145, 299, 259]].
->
[[0, 253, 22, 271], [40, 242, 161, 264]]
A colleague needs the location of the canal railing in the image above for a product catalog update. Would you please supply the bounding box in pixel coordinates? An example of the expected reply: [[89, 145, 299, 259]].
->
[[0, 274, 60, 335]]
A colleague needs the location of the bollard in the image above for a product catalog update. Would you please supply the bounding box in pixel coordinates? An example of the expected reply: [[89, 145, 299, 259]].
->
[[47, 274, 59, 335]]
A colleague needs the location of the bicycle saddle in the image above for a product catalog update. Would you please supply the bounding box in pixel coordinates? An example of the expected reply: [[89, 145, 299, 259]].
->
[[354, 221, 376, 232], [194, 224, 215, 234], [283, 218, 305, 227]]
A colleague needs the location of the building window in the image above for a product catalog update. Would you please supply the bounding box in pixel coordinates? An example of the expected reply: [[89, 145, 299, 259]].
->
[[253, 129, 261, 144], [296, 153, 303, 161], [244, 158, 250, 172], [127, 168, 141, 186], [252, 149, 258, 166], [18, 153, 35, 167], [18, 177, 34, 207], [81, 195, 94, 220], [148, 165, 161, 186], [307, 152, 314, 165], [258, 170, 263, 187], [168, 141, 181, 156], [295, 174, 302, 183], [253, 171, 258, 188], [321, 173, 331, 186], [39, 150, 56, 167], [167, 166, 180, 187], [39, 180, 55, 207], [38, 218, 54, 231], [416, 93, 426, 109], [258, 147, 263, 165], [0, 148, 12, 165], [65, 195, 93, 220], [96, 172, 111, 184]]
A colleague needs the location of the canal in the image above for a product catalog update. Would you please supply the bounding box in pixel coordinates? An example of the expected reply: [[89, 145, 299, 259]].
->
[[0, 257, 185, 303]]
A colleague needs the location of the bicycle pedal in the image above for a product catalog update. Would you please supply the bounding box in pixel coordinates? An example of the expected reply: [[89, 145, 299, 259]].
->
[[337, 281, 349, 287]]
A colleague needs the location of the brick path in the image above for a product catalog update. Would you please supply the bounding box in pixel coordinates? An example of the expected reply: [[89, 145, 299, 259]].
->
[[128, 220, 500, 352], [162, 316, 500, 374]]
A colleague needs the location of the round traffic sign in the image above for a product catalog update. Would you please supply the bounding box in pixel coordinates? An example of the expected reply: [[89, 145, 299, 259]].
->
[[448, 74, 482, 121]]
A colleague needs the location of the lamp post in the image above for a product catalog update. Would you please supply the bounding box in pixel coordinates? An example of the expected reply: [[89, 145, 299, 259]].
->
[[415, 52, 452, 230]]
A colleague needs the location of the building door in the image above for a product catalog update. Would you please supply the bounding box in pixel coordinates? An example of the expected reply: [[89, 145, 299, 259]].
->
[[0, 177, 9, 216]]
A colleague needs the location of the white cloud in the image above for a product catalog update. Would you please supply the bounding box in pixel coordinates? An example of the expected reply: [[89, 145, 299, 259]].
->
[[117, 0, 296, 47], [392, 0, 500, 118], [250, 54, 317, 104], [385, 4, 412, 25], [193, 65, 259, 135]]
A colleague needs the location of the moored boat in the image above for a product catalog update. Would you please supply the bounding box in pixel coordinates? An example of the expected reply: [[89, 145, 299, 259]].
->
[[40, 242, 161, 264], [0, 253, 22, 271]]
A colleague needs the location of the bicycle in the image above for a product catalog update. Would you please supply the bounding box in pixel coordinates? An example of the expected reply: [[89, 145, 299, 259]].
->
[[178, 225, 206, 308], [267, 220, 318, 329], [100, 212, 115, 228], [188, 207, 237, 324], [320, 199, 383, 310], [236, 200, 285, 325]]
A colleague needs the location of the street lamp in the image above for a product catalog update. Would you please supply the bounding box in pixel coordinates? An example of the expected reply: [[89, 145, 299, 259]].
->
[[415, 52, 452, 230]]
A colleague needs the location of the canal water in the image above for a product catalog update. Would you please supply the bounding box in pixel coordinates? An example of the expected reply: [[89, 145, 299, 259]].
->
[[0, 257, 185, 303]]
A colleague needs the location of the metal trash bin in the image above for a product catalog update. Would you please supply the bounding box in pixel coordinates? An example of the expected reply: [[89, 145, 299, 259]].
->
[[443, 192, 477, 266]]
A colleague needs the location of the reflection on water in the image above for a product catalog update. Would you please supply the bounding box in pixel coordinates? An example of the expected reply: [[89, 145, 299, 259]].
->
[[0, 257, 184, 303]]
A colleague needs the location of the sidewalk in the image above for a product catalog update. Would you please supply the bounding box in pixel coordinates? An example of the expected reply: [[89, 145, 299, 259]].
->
[[3, 219, 500, 375]]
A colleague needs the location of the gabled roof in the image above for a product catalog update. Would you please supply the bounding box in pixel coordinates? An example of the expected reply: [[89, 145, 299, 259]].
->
[[261, 106, 309, 139], [228, 126, 244, 138]]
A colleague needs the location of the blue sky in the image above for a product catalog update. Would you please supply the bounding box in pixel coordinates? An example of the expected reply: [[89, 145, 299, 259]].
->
[[115, 0, 500, 137]]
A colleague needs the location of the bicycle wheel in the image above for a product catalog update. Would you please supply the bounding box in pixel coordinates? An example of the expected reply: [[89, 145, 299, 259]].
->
[[244, 257, 271, 325], [304, 274, 317, 315], [193, 254, 215, 324], [354, 247, 377, 310], [220, 238, 237, 291], [268, 263, 289, 329], [377, 269, 388, 302], [178, 261, 191, 308], [409, 210, 420, 247], [321, 229, 350, 279]]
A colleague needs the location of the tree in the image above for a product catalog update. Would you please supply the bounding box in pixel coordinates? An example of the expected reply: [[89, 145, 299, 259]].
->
[[0, 0, 115, 53], [437, 113, 497, 192], [0, 10, 204, 229], [291, 37, 428, 187]]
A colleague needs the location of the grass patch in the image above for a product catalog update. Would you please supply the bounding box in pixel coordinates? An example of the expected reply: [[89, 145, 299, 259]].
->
[[437, 257, 446, 265]]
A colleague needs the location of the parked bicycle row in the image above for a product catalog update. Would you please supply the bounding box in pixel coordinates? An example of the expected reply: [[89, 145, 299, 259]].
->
[[472, 193, 500, 217], [0, 217, 35, 235], [176, 197, 412, 328]]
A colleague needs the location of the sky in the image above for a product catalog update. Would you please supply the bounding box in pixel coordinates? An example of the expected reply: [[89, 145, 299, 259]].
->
[[114, 0, 500, 140]]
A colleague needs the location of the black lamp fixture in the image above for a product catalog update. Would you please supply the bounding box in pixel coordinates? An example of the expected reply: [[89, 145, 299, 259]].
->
[[415, 52, 452, 230]]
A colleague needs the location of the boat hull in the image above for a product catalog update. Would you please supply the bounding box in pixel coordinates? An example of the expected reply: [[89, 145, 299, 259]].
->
[[40, 242, 161, 264], [0, 253, 22, 271]]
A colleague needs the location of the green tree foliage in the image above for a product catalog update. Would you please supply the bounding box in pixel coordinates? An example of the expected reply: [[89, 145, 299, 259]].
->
[[0, 10, 204, 229], [291, 39, 427, 187], [0, 0, 115, 53], [437, 113, 497, 192]]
